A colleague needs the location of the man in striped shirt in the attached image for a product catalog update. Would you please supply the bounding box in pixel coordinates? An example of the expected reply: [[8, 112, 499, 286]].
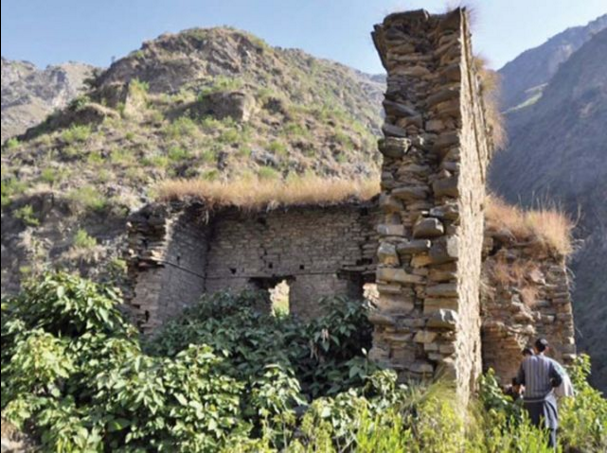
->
[[516, 338, 565, 449]]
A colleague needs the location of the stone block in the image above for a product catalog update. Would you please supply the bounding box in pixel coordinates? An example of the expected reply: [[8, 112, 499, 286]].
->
[[414, 330, 438, 343], [413, 218, 445, 239], [377, 268, 425, 285], [427, 309, 459, 330], [427, 283, 458, 298]]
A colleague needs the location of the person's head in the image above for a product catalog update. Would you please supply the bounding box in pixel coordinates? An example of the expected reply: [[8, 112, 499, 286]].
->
[[522, 347, 534, 357], [534, 338, 549, 354]]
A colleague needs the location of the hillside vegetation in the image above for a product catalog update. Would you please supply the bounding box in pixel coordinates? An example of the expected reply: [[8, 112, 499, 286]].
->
[[1, 27, 383, 296]]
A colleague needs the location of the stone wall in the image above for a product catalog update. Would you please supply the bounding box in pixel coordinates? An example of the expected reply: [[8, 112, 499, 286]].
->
[[369, 9, 491, 402], [127, 203, 209, 331], [482, 230, 577, 384], [126, 202, 379, 331], [204, 205, 379, 319]]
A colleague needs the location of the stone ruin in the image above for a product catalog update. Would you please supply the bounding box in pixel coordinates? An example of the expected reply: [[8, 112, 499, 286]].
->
[[125, 9, 576, 402]]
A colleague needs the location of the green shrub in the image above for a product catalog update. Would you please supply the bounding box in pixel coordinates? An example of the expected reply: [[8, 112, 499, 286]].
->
[[164, 116, 199, 140], [2, 273, 605, 453], [68, 95, 92, 112], [258, 166, 281, 180], [199, 76, 244, 97], [68, 186, 107, 212], [62, 125, 92, 144], [40, 167, 65, 186], [5, 137, 20, 150], [129, 78, 150, 95], [14, 205, 40, 227], [1, 177, 27, 208], [268, 140, 288, 157], [168, 146, 191, 162], [560, 355, 607, 452], [73, 229, 97, 249]]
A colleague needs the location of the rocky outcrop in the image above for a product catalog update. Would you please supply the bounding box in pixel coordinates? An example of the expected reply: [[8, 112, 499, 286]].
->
[[1, 58, 95, 141]]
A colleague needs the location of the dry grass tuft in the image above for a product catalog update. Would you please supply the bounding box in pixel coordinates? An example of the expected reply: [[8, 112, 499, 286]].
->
[[474, 56, 508, 151], [156, 176, 380, 211], [486, 196, 574, 257]]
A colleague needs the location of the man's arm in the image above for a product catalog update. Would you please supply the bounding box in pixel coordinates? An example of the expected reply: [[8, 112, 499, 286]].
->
[[549, 361, 564, 388], [515, 362, 526, 386]]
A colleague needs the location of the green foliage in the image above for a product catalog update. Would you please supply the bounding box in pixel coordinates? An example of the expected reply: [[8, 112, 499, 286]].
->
[[40, 167, 65, 186], [164, 116, 200, 140], [2, 274, 605, 453], [129, 78, 150, 95], [62, 125, 92, 145], [167, 146, 191, 162], [559, 355, 607, 452], [14, 204, 40, 227], [68, 186, 107, 212], [258, 166, 281, 180], [1, 177, 27, 208], [69, 95, 92, 112], [73, 229, 97, 250], [268, 140, 288, 157], [5, 137, 20, 150], [199, 76, 244, 97]]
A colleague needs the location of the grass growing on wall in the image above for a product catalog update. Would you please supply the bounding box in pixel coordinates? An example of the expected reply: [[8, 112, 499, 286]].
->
[[155, 176, 380, 210]]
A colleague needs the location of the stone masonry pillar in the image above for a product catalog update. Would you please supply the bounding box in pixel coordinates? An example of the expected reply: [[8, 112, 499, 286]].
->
[[369, 9, 492, 402]]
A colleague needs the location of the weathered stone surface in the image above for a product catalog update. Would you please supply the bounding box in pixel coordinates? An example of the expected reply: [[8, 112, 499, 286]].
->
[[377, 268, 425, 285], [379, 136, 412, 157], [378, 243, 400, 266], [429, 237, 459, 263], [414, 330, 438, 343], [433, 177, 460, 198], [378, 224, 406, 237], [413, 218, 445, 239], [427, 309, 459, 330], [392, 186, 430, 201], [427, 283, 459, 298], [424, 297, 459, 314], [397, 240, 432, 255], [382, 124, 410, 140]]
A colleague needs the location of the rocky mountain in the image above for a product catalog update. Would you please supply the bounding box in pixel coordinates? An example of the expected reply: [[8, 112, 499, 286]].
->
[[491, 28, 607, 391], [1, 58, 95, 142], [1, 28, 383, 296], [499, 14, 607, 112]]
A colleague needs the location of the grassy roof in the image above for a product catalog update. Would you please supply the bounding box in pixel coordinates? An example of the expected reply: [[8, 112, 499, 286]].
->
[[155, 176, 379, 211]]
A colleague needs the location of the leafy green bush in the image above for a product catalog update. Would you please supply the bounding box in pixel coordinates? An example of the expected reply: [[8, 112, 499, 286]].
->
[[68, 186, 107, 212], [73, 229, 97, 250], [559, 355, 607, 452], [2, 274, 605, 452], [62, 125, 92, 145], [5, 137, 20, 150], [1, 177, 27, 208], [2, 274, 376, 452], [14, 204, 40, 227]]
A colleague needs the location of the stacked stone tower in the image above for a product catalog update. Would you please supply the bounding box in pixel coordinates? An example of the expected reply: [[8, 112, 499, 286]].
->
[[369, 9, 492, 401]]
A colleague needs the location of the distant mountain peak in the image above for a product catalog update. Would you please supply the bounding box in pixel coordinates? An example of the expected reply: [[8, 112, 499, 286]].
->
[[498, 13, 607, 111]]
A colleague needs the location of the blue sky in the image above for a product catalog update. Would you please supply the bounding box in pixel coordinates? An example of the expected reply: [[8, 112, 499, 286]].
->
[[1, 0, 605, 73]]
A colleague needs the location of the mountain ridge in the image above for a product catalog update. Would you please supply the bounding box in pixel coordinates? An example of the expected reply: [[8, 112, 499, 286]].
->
[[498, 14, 607, 112], [491, 27, 607, 391]]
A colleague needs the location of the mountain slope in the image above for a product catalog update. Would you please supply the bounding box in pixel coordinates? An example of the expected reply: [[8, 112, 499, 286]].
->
[[491, 28, 607, 391], [498, 14, 607, 112], [1, 28, 383, 296], [1, 58, 95, 142]]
